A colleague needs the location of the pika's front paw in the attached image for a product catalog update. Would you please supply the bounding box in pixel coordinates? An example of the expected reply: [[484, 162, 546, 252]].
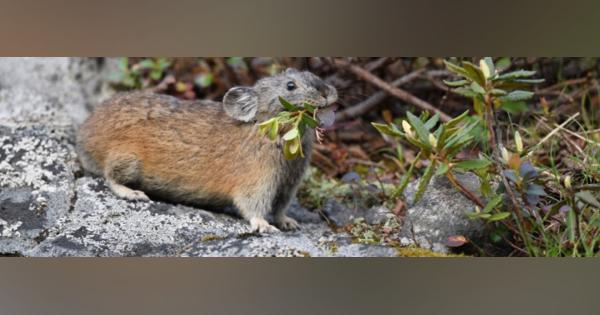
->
[[108, 180, 150, 201], [128, 190, 150, 201], [250, 217, 280, 234], [276, 215, 300, 231]]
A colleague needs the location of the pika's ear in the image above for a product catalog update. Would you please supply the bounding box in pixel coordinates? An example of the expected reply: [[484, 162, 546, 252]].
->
[[223, 87, 258, 122]]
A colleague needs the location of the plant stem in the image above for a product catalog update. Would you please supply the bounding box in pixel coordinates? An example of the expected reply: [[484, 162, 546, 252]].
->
[[484, 93, 535, 254], [445, 171, 485, 208]]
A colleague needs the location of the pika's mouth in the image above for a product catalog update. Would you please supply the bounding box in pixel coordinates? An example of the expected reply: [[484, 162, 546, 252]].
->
[[314, 104, 337, 128], [295, 99, 337, 128]]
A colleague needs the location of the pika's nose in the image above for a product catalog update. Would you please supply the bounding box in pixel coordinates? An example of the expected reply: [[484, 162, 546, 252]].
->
[[316, 83, 329, 99]]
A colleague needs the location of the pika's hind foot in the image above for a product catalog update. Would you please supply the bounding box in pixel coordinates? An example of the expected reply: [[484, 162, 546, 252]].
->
[[107, 179, 150, 201], [276, 215, 300, 231], [250, 217, 280, 233]]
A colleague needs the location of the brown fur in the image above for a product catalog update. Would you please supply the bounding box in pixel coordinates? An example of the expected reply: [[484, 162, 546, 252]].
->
[[77, 69, 337, 233]]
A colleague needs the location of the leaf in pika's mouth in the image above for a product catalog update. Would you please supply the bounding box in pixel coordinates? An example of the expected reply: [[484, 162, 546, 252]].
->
[[316, 107, 336, 128]]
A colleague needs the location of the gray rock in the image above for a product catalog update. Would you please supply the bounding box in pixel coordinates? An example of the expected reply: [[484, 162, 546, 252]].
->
[[0, 122, 77, 254], [0, 57, 116, 124], [26, 176, 393, 257], [27, 177, 247, 256], [401, 172, 486, 253], [321, 200, 392, 227]]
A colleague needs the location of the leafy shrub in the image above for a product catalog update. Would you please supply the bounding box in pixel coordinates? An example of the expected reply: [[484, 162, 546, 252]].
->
[[373, 57, 600, 256]]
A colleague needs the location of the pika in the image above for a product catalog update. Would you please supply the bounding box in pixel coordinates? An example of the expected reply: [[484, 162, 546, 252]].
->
[[76, 68, 337, 233]]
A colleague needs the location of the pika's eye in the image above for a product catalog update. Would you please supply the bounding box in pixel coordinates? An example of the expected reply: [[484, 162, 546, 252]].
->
[[286, 81, 296, 91]]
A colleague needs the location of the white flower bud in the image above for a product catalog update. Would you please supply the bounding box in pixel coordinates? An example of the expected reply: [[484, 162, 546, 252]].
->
[[515, 131, 523, 153], [428, 133, 438, 147], [480, 59, 491, 79], [402, 120, 414, 137], [564, 175, 572, 189], [501, 146, 510, 163]]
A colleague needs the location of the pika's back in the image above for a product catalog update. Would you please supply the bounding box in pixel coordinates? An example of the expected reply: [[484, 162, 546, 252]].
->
[[76, 92, 250, 176], [80, 91, 224, 135]]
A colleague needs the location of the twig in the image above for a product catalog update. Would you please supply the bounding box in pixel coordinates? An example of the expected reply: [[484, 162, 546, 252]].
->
[[445, 171, 485, 208], [553, 122, 600, 148], [527, 112, 580, 156], [335, 69, 425, 120], [364, 57, 389, 72], [334, 59, 452, 122], [535, 116, 586, 155], [536, 77, 588, 94], [324, 57, 387, 88]]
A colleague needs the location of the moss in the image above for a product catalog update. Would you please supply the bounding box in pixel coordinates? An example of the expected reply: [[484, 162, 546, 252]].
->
[[322, 241, 338, 253], [396, 245, 465, 257], [297, 250, 311, 257], [201, 234, 223, 242]]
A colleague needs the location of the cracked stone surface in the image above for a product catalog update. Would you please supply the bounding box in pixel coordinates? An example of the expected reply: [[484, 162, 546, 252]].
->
[[0, 57, 482, 256], [400, 173, 486, 253]]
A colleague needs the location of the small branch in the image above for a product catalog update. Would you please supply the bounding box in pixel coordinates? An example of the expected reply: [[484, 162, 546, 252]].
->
[[446, 171, 485, 208], [335, 69, 425, 120], [334, 59, 452, 122], [536, 77, 588, 94], [484, 93, 527, 239]]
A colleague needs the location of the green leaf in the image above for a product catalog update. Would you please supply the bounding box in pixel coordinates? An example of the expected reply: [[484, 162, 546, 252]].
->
[[482, 57, 495, 77], [496, 70, 536, 80], [302, 103, 316, 114], [393, 151, 422, 198], [443, 60, 470, 79], [490, 88, 507, 95], [414, 161, 436, 203], [279, 97, 299, 111], [268, 121, 279, 140], [499, 90, 534, 102], [445, 135, 475, 157], [283, 137, 302, 160], [470, 81, 485, 94], [283, 128, 299, 141], [443, 79, 469, 87], [372, 123, 403, 138], [514, 78, 545, 84], [495, 57, 511, 72], [424, 113, 440, 131], [494, 81, 531, 90], [156, 58, 171, 70], [118, 57, 129, 71], [453, 87, 479, 98], [137, 59, 155, 70], [406, 111, 431, 147], [576, 191, 600, 208], [445, 110, 470, 129], [443, 120, 479, 150], [150, 70, 163, 81], [302, 113, 318, 129], [454, 159, 491, 170], [462, 61, 486, 86], [483, 195, 503, 213], [195, 73, 214, 88], [435, 163, 449, 175], [500, 101, 527, 114], [488, 212, 511, 222]]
